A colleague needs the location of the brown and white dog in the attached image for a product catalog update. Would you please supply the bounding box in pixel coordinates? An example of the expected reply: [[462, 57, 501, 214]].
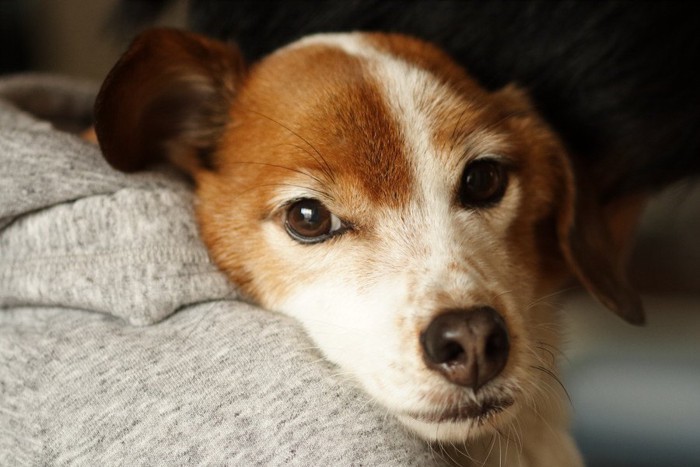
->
[[94, 28, 648, 465]]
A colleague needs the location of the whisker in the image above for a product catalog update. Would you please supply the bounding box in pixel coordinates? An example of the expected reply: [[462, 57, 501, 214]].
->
[[483, 432, 498, 466], [243, 108, 336, 183], [537, 339, 570, 364], [535, 345, 557, 366], [450, 440, 471, 462], [509, 417, 524, 456], [531, 320, 566, 332], [235, 182, 332, 200], [531, 377, 564, 412], [521, 383, 565, 441], [227, 159, 327, 187], [526, 286, 578, 310], [523, 340, 558, 368], [530, 365, 572, 405], [281, 142, 337, 185], [438, 441, 461, 467]]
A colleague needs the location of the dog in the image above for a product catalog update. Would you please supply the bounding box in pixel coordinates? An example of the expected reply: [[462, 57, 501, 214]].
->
[[91, 25, 668, 464]]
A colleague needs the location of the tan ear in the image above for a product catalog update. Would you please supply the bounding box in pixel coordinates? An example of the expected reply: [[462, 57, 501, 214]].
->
[[94, 28, 245, 173], [557, 161, 646, 325]]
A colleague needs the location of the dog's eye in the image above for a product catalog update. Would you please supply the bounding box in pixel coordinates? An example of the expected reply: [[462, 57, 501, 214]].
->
[[285, 198, 343, 244], [459, 159, 508, 208]]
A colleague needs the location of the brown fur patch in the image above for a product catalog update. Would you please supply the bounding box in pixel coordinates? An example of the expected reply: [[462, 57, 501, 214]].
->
[[195, 42, 414, 302]]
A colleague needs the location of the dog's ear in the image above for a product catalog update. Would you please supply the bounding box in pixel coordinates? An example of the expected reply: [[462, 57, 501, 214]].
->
[[94, 28, 245, 173], [556, 162, 646, 325]]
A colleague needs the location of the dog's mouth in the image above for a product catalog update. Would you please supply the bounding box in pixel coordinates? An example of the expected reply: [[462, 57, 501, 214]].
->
[[404, 396, 515, 424]]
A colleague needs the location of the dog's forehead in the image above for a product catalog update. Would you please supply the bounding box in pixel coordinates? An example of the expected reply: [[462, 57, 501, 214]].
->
[[236, 33, 496, 211]]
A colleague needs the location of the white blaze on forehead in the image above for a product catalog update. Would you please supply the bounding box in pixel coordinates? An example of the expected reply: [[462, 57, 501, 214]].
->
[[282, 32, 378, 56]]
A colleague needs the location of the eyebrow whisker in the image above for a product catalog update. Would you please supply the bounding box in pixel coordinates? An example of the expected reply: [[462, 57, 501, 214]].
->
[[227, 159, 327, 186], [242, 108, 337, 184]]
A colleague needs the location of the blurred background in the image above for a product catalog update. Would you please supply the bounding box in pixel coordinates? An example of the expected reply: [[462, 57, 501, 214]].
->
[[562, 182, 700, 467], [0, 0, 185, 80], [2, 1, 698, 465]]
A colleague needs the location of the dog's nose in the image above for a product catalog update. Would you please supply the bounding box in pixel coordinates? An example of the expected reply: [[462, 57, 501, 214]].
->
[[421, 307, 509, 390]]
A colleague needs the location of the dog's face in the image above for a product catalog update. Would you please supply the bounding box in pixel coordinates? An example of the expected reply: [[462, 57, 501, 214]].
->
[[95, 29, 644, 442], [197, 34, 573, 440]]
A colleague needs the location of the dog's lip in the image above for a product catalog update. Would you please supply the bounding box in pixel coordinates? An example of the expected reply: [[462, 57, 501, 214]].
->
[[404, 396, 514, 424]]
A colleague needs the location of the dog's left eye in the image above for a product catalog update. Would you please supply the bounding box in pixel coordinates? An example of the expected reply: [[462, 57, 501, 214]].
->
[[284, 198, 344, 244], [459, 159, 509, 208]]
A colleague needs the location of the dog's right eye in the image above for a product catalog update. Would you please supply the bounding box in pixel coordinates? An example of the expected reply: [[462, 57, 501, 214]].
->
[[284, 199, 343, 244], [458, 158, 509, 208]]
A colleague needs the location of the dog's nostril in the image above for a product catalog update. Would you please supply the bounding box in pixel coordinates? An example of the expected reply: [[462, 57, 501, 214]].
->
[[430, 340, 465, 364], [421, 307, 510, 390], [485, 326, 508, 359]]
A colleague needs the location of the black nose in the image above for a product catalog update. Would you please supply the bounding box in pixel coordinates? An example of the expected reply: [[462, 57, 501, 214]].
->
[[420, 307, 510, 390]]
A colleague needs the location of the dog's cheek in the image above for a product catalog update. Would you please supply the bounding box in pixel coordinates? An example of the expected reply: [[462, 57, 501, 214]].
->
[[193, 172, 273, 302], [276, 275, 403, 367], [269, 257, 433, 405]]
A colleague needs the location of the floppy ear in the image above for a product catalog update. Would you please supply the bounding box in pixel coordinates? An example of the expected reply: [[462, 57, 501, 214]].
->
[[94, 28, 245, 173], [557, 161, 646, 325]]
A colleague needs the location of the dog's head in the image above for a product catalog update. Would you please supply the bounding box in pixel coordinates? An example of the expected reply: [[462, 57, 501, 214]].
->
[[95, 29, 644, 441]]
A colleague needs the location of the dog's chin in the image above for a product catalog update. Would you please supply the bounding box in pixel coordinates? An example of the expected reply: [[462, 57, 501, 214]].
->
[[396, 396, 516, 442]]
